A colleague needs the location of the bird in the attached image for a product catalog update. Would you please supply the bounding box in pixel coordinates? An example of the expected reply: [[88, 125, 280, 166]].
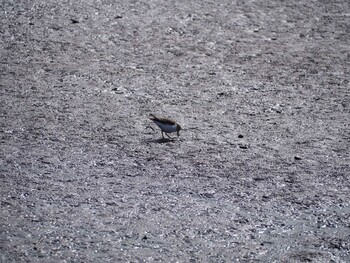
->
[[149, 114, 182, 139]]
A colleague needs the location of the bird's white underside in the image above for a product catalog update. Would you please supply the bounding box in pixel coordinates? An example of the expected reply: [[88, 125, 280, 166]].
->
[[154, 121, 177, 133]]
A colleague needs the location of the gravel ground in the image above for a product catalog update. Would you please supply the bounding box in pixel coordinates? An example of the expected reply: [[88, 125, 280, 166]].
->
[[1, 0, 350, 262]]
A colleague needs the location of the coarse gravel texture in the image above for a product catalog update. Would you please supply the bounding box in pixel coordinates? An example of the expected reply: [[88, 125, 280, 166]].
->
[[1, 0, 350, 262]]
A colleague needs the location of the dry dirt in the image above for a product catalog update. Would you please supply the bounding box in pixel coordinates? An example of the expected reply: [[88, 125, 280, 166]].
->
[[1, 0, 350, 262]]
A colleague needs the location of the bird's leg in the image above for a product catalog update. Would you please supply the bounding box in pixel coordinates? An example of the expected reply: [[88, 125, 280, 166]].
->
[[166, 133, 171, 139], [161, 131, 165, 139]]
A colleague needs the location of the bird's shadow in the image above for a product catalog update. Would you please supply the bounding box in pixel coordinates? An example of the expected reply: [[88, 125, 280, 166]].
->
[[145, 137, 177, 144]]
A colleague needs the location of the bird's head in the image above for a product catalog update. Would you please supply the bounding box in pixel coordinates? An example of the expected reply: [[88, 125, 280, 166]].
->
[[176, 124, 182, 136]]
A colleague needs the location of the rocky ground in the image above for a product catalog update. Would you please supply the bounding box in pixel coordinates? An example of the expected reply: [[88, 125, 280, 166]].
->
[[1, 0, 349, 262]]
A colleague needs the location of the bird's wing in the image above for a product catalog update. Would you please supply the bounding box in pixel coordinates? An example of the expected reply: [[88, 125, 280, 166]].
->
[[149, 114, 176, 125]]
